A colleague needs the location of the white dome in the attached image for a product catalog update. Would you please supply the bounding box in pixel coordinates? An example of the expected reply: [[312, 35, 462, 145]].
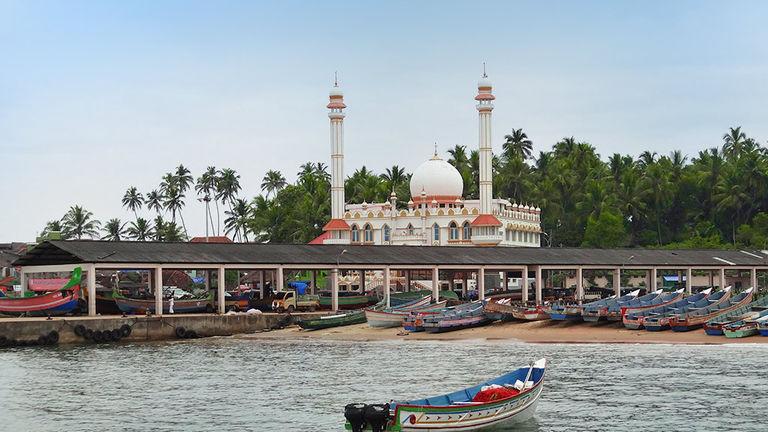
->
[[410, 155, 464, 199], [478, 77, 492, 88], [329, 88, 343, 97]]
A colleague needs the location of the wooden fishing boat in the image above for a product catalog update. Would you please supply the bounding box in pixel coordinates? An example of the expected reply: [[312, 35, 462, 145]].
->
[[704, 295, 768, 335], [482, 297, 515, 321], [297, 310, 367, 330], [422, 301, 492, 333], [391, 290, 460, 305], [319, 292, 379, 310], [113, 291, 214, 314], [759, 316, 768, 336], [343, 358, 546, 431], [581, 290, 640, 322], [511, 305, 549, 321], [669, 288, 753, 332], [623, 288, 717, 330], [618, 289, 687, 328], [365, 297, 442, 328], [604, 289, 673, 321], [723, 314, 768, 338], [0, 267, 82, 316], [545, 303, 583, 321], [643, 288, 728, 331]]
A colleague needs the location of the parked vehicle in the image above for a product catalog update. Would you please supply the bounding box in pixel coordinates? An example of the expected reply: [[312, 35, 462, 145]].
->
[[271, 291, 320, 312]]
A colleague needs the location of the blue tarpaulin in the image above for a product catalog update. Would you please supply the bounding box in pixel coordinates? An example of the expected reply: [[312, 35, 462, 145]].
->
[[288, 281, 309, 295]]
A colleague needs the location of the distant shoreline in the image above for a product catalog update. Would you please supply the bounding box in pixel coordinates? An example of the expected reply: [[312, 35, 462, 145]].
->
[[241, 319, 768, 345]]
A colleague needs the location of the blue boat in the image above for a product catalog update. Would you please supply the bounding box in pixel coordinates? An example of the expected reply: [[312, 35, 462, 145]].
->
[[623, 289, 714, 330], [582, 289, 641, 322], [704, 295, 768, 335]]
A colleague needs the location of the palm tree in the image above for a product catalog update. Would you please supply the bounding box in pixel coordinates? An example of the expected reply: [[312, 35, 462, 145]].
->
[[502, 129, 533, 161], [641, 163, 672, 245], [196, 167, 219, 235], [637, 151, 658, 169], [447, 145, 470, 171], [723, 126, 747, 161], [152, 216, 166, 241], [121, 186, 144, 219], [61, 205, 100, 239], [174, 164, 193, 194], [127, 218, 153, 241], [163, 185, 187, 236], [224, 198, 252, 242], [260, 170, 286, 199], [40, 220, 67, 239], [381, 165, 407, 193], [217, 168, 242, 211], [714, 169, 752, 244], [102, 218, 128, 241], [146, 190, 164, 215]]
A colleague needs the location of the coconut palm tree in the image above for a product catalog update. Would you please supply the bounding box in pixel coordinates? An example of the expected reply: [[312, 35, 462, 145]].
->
[[502, 129, 533, 161], [61, 205, 100, 239], [102, 218, 128, 241], [152, 216, 166, 241], [447, 145, 470, 171], [260, 170, 286, 199], [163, 185, 187, 236], [641, 163, 672, 245], [218, 168, 242, 211], [146, 190, 164, 215], [723, 126, 747, 161], [121, 186, 144, 219], [224, 198, 252, 242], [174, 164, 193, 194], [40, 220, 67, 239], [381, 165, 407, 193], [196, 167, 219, 235], [127, 218, 153, 241]]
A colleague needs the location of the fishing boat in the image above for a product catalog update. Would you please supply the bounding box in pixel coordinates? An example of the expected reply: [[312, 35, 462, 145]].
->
[[623, 288, 717, 330], [0, 267, 82, 316], [759, 316, 768, 336], [545, 303, 583, 321], [365, 297, 443, 328], [643, 288, 729, 331], [669, 288, 754, 332], [343, 358, 546, 431], [723, 314, 768, 339], [581, 290, 640, 322], [422, 301, 492, 333], [704, 295, 768, 335], [511, 305, 550, 321], [482, 297, 515, 321], [319, 292, 379, 310], [297, 310, 367, 330], [609, 289, 683, 322], [113, 291, 214, 314], [391, 290, 460, 306]]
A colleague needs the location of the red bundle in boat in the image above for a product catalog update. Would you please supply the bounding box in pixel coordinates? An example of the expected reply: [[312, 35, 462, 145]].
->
[[471, 386, 520, 402]]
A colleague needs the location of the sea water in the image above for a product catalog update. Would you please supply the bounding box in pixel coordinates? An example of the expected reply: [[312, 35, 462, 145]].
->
[[0, 338, 766, 431]]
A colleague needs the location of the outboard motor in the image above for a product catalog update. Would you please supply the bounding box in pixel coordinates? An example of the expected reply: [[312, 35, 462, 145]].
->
[[344, 403, 368, 432], [364, 403, 391, 432]]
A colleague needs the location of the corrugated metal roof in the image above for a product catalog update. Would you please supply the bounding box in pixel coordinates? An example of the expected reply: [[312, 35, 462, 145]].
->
[[12, 240, 768, 268]]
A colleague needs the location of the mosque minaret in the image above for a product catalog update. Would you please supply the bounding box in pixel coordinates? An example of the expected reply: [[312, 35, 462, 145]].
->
[[316, 71, 541, 247]]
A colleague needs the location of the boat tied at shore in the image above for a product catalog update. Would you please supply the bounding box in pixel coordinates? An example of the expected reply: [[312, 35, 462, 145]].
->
[[581, 289, 640, 322], [365, 296, 443, 328], [343, 358, 546, 431], [0, 267, 82, 316], [704, 295, 768, 336], [422, 301, 492, 333], [668, 288, 754, 332], [297, 310, 367, 330], [113, 290, 214, 314], [623, 288, 718, 330]]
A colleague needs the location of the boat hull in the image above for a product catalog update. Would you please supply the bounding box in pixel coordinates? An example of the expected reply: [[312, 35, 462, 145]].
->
[[704, 326, 724, 336], [114, 295, 213, 314], [724, 326, 758, 338], [423, 316, 491, 333], [0, 287, 81, 316], [298, 311, 366, 330]]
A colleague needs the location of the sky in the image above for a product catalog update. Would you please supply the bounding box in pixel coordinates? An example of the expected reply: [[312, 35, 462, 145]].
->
[[2, 0, 767, 242]]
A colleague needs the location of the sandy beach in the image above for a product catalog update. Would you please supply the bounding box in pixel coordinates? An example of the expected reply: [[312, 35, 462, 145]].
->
[[243, 319, 768, 345]]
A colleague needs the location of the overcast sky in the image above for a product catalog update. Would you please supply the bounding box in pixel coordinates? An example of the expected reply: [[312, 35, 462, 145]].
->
[[2, 1, 767, 242]]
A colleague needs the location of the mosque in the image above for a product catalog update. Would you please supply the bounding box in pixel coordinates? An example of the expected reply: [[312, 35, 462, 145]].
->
[[315, 73, 542, 247]]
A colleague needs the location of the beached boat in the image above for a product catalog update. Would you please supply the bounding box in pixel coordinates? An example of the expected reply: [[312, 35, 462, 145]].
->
[[483, 297, 516, 321], [668, 288, 753, 332], [758, 316, 768, 336], [343, 358, 546, 431], [365, 296, 437, 328], [623, 288, 717, 330], [581, 290, 640, 322], [113, 291, 214, 314], [704, 295, 768, 336], [545, 303, 583, 321], [319, 292, 379, 310], [642, 288, 729, 331], [391, 290, 460, 305], [422, 301, 492, 333], [608, 289, 683, 322], [511, 305, 550, 321], [723, 314, 768, 339], [297, 310, 367, 330], [0, 267, 82, 316]]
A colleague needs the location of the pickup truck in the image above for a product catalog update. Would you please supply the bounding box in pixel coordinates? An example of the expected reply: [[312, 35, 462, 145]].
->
[[271, 291, 320, 313]]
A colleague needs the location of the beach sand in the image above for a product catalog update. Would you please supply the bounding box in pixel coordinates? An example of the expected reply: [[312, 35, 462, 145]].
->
[[241, 319, 768, 345]]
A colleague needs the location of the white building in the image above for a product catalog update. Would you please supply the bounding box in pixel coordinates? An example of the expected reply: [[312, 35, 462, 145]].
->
[[317, 73, 542, 247]]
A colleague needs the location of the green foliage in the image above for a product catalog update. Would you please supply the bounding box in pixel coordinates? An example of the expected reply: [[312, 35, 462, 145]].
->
[[581, 210, 627, 248]]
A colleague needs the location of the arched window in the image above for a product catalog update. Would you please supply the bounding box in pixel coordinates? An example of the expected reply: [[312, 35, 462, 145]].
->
[[462, 221, 471, 240], [351, 224, 360, 243], [363, 223, 373, 242], [449, 222, 459, 240], [433, 223, 440, 241], [406, 223, 414, 235], [382, 224, 391, 242]]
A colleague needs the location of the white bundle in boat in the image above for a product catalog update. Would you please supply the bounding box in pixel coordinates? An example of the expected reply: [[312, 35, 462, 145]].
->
[[510, 380, 534, 391]]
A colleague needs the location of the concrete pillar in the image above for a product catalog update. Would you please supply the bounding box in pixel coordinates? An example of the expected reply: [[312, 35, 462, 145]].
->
[[217, 266, 226, 314], [405, 270, 411, 292], [87, 264, 97, 317], [686, 268, 693, 294], [535, 266, 543, 305], [311, 270, 317, 295], [521, 266, 529, 304], [614, 268, 621, 297], [720, 268, 726, 289], [331, 268, 339, 311], [360, 270, 366, 292], [462, 273, 468, 299], [751, 268, 758, 291], [277, 266, 284, 292], [19, 271, 27, 295], [478, 267, 485, 301], [432, 266, 439, 302], [576, 267, 583, 303], [259, 270, 264, 299], [651, 267, 658, 292], [384, 266, 391, 308], [503, 271, 509, 292], [154, 266, 163, 317]]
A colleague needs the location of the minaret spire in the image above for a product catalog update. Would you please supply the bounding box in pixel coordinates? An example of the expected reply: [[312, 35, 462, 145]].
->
[[321, 75, 351, 244]]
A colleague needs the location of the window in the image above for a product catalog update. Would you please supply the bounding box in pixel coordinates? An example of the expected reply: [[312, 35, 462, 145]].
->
[[449, 222, 459, 240], [506, 230, 510, 241], [351, 224, 359, 242], [382, 224, 390, 242], [462, 221, 471, 239], [433, 223, 440, 241], [363, 224, 373, 242], [406, 223, 414, 235]]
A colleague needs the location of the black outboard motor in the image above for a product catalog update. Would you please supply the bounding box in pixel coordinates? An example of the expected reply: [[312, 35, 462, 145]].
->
[[344, 403, 368, 432], [364, 403, 391, 432]]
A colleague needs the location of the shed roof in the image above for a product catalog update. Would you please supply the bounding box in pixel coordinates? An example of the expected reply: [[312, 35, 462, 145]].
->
[[12, 240, 768, 268]]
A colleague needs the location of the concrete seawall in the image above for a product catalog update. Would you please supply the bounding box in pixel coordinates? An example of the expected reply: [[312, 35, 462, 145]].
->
[[0, 313, 319, 345]]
